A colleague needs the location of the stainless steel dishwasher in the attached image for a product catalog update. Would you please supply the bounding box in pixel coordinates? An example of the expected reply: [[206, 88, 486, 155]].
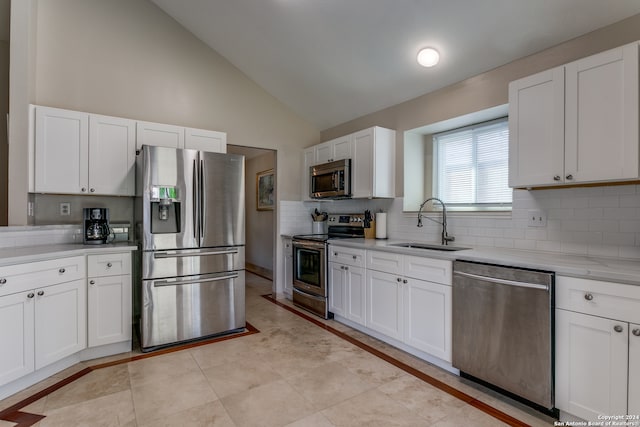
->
[[452, 260, 555, 411]]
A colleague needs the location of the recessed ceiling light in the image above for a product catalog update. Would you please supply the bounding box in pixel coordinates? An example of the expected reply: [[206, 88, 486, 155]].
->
[[417, 47, 440, 67]]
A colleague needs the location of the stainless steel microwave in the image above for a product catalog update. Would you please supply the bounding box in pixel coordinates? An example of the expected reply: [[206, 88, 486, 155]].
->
[[310, 159, 351, 199]]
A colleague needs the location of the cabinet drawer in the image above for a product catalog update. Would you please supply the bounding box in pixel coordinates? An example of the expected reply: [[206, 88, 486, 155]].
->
[[366, 250, 403, 275], [556, 276, 640, 324], [403, 255, 451, 285], [88, 252, 131, 277], [328, 245, 365, 268], [0, 256, 85, 298]]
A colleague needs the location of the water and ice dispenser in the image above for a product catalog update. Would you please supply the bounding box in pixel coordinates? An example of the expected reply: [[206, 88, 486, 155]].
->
[[150, 186, 181, 233]]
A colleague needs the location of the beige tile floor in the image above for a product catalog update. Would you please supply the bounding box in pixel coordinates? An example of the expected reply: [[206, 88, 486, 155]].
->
[[0, 273, 556, 426]]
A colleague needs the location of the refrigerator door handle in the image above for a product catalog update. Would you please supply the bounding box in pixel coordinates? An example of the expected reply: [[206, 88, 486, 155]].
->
[[153, 248, 240, 258], [192, 158, 198, 240], [200, 158, 205, 243], [153, 273, 239, 287]]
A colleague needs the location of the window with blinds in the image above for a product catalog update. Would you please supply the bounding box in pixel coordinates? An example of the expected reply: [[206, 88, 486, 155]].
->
[[433, 118, 512, 208]]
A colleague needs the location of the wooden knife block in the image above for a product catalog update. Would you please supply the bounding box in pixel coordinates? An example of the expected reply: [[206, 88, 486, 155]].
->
[[364, 221, 376, 239]]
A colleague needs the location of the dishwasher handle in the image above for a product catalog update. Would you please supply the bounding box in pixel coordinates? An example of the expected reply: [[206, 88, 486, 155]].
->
[[454, 270, 549, 291]]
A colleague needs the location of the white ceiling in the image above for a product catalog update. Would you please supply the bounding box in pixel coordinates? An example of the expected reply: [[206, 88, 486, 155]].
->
[[150, 0, 640, 130]]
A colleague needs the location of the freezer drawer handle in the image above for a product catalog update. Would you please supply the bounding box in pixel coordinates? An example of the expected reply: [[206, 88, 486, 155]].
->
[[154, 249, 239, 258], [153, 273, 239, 287], [454, 270, 549, 291]]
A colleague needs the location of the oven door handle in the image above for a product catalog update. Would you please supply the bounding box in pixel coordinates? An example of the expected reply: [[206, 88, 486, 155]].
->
[[292, 240, 326, 250]]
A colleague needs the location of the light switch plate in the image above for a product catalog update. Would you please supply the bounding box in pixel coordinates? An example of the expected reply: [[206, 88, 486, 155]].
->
[[527, 209, 547, 227]]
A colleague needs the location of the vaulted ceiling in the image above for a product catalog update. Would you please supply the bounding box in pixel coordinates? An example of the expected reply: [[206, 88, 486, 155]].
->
[[150, 1, 640, 130]]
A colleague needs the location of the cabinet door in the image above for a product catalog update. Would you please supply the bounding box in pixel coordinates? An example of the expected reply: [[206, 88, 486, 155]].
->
[[508, 67, 565, 188], [630, 323, 640, 416], [331, 135, 352, 160], [89, 115, 136, 196], [328, 262, 347, 317], [352, 129, 374, 198], [35, 106, 89, 193], [315, 141, 332, 163], [136, 121, 184, 149], [555, 309, 628, 420], [88, 275, 132, 347], [565, 42, 639, 183], [346, 265, 366, 326], [403, 279, 451, 362], [283, 239, 293, 299], [0, 292, 34, 386], [302, 148, 315, 201], [185, 127, 226, 153], [35, 280, 86, 370], [366, 270, 403, 341]]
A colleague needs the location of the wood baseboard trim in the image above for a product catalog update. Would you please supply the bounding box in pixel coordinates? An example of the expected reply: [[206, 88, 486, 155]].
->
[[245, 262, 273, 280]]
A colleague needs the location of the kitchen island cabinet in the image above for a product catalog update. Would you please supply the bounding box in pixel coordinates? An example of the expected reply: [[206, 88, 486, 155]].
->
[[555, 275, 640, 420], [509, 41, 639, 188]]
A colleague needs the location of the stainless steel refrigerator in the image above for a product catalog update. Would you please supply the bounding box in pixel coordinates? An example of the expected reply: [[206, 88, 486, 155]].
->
[[135, 145, 245, 351]]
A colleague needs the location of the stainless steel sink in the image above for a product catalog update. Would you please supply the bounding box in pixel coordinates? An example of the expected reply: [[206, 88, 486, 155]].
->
[[389, 242, 470, 251]]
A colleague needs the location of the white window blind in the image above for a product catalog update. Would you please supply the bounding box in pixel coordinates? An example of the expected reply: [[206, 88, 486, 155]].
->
[[434, 118, 511, 208]]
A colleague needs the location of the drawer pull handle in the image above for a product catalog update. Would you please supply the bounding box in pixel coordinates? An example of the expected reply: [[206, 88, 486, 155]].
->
[[352, 255, 357, 260], [27, 293, 34, 299], [0, 278, 6, 285], [584, 293, 593, 301], [107, 262, 113, 268], [614, 325, 624, 333], [89, 280, 95, 285], [59, 268, 66, 274], [633, 329, 640, 337], [37, 291, 44, 296]]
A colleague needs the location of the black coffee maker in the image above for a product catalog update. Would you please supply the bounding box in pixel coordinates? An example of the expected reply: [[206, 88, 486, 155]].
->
[[83, 208, 110, 244]]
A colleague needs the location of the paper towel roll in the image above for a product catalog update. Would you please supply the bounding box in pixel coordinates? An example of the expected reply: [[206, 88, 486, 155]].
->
[[375, 213, 387, 239]]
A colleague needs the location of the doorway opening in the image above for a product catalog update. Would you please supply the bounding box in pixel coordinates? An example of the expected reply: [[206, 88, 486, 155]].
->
[[227, 145, 277, 281]]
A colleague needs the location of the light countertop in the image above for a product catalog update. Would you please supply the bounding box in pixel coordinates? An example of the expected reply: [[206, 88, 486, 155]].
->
[[0, 243, 137, 267], [328, 238, 640, 286]]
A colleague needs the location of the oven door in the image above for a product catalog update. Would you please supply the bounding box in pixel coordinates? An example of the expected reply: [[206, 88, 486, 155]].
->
[[292, 239, 326, 297]]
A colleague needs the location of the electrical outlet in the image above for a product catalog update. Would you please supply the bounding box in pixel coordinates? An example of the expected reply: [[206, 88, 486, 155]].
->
[[27, 201, 34, 217], [60, 202, 71, 216], [527, 209, 547, 227]]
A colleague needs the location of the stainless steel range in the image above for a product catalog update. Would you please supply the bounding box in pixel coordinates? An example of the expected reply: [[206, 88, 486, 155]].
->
[[292, 214, 366, 319]]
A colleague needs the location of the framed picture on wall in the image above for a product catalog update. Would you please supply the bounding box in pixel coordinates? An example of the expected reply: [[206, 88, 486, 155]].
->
[[256, 169, 275, 211]]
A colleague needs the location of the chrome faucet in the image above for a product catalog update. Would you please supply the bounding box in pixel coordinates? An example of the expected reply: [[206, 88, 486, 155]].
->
[[417, 197, 455, 245]]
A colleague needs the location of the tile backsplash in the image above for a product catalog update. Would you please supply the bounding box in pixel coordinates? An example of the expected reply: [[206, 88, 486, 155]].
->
[[0, 225, 82, 248], [280, 184, 640, 259]]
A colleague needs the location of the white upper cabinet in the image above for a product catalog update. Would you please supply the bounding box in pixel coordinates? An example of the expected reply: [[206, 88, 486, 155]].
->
[[508, 67, 565, 188], [35, 106, 89, 194], [315, 135, 353, 164], [301, 147, 315, 201], [184, 127, 227, 153], [89, 115, 136, 196], [34, 106, 136, 196], [565, 43, 639, 183], [352, 127, 395, 198], [136, 121, 184, 150], [509, 42, 639, 188], [137, 121, 227, 153]]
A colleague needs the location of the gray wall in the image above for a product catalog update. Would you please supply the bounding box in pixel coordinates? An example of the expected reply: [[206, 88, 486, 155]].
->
[[0, 40, 8, 225], [320, 13, 640, 198], [245, 152, 276, 273], [8, 0, 319, 225]]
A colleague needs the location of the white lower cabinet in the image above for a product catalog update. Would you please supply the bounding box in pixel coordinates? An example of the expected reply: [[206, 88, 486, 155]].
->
[[403, 278, 451, 361], [555, 275, 640, 420], [35, 279, 87, 370], [87, 253, 132, 347], [283, 238, 293, 299], [328, 246, 366, 325], [366, 269, 403, 340], [0, 291, 35, 386]]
